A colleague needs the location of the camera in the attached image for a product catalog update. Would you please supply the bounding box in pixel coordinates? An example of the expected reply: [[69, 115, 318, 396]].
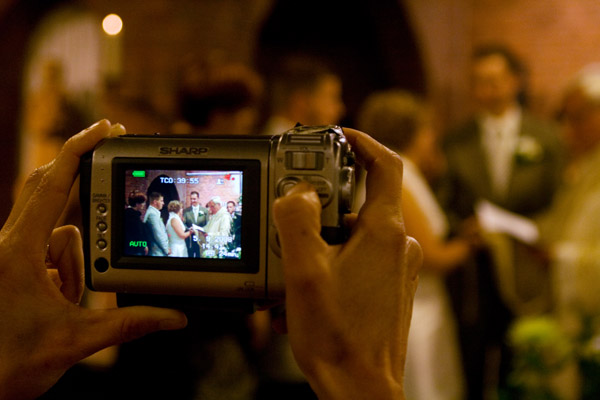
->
[[80, 125, 355, 310]]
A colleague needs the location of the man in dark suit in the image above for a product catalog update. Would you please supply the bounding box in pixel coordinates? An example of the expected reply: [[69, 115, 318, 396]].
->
[[182, 191, 209, 258], [226, 200, 242, 250], [441, 44, 564, 399]]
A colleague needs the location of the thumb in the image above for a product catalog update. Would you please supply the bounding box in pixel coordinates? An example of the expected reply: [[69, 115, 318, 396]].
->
[[273, 182, 324, 251], [77, 306, 187, 355], [272, 182, 328, 276]]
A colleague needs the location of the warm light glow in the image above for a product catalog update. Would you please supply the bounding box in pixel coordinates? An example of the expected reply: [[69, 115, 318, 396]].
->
[[102, 14, 123, 36]]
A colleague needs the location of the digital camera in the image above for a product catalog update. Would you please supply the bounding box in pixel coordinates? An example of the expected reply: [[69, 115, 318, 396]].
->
[[80, 125, 355, 310]]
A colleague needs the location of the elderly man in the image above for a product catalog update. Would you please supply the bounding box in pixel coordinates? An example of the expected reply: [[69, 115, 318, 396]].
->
[[204, 196, 232, 236], [200, 196, 233, 257], [540, 64, 600, 321], [514, 63, 600, 400]]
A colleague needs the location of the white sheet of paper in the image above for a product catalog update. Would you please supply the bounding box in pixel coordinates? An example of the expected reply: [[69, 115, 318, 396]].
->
[[192, 224, 205, 233], [475, 200, 540, 244]]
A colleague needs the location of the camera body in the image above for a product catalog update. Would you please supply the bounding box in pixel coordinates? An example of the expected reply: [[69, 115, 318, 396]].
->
[[80, 125, 354, 308]]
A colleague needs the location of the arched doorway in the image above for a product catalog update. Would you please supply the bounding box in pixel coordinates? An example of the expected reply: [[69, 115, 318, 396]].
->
[[19, 5, 100, 181], [146, 175, 180, 224], [257, 0, 425, 126], [0, 0, 67, 222]]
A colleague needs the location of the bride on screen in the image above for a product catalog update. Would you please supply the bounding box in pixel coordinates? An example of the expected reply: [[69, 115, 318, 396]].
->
[[166, 200, 192, 257]]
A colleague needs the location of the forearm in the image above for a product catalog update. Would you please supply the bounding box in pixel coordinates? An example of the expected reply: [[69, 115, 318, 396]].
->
[[172, 221, 188, 239], [305, 358, 405, 400]]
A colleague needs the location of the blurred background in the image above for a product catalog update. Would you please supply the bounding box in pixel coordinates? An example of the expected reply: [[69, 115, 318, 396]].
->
[[5, 2, 600, 399], [2, 0, 600, 222]]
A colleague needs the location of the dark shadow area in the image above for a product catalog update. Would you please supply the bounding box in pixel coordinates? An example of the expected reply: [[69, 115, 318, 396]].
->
[[0, 0, 68, 223], [257, 0, 425, 126]]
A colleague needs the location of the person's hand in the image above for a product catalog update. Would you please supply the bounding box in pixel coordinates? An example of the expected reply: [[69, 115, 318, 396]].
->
[[273, 128, 422, 400], [459, 215, 484, 249], [0, 120, 187, 400]]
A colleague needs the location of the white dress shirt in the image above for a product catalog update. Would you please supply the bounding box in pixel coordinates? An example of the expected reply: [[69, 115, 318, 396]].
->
[[480, 107, 522, 199]]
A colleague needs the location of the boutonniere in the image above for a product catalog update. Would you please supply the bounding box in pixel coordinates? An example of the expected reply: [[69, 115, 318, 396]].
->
[[515, 136, 544, 164]]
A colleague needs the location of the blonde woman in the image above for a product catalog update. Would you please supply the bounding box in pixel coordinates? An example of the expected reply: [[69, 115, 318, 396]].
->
[[358, 90, 479, 400], [166, 200, 192, 257]]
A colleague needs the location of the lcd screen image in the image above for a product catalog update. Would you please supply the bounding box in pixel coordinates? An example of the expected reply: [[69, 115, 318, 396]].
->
[[123, 168, 243, 261]]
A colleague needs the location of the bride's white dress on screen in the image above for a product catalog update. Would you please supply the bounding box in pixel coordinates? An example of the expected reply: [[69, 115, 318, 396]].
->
[[167, 212, 188, 258], [402, 157, 464, 400]]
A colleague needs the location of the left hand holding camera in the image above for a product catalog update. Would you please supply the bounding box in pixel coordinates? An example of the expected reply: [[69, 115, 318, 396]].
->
[[0, 120, 187, 400]]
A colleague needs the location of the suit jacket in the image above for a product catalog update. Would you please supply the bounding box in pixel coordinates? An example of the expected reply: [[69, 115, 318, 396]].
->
[[442, 111, 564, 317], [443, 112, 564, 219], [183, 206, 209, 228], [143, 206, 169, 256], [183, 205, 209, 250]]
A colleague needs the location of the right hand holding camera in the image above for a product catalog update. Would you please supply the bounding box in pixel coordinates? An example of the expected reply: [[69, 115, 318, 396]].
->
[[273, 128, 422, 400]]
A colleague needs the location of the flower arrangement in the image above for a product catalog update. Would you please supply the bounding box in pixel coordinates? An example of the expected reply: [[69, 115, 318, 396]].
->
[[508, 313, 600, 399], [508, 315, 573, 400], [515, 136, 544, 165]]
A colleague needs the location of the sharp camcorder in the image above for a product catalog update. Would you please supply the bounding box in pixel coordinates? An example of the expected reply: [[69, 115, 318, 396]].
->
[[80, 125, 355, 310]]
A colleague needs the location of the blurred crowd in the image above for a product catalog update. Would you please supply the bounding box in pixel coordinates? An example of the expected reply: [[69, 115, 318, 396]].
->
[[19, 35, 600, 400]]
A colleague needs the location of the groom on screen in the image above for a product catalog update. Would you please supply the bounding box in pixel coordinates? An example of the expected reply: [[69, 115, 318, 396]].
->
[[183, 191, 209, 258]]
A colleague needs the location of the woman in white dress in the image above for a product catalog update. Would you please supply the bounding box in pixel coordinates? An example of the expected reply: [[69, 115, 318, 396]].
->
[[166, 200, 191, 257], [358, 90, 480, 400]]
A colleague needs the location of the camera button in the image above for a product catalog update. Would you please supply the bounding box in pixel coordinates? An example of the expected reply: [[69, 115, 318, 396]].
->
[[97, 239, 108, 250], [277, 177, 301, 197], [287, 151, 323, 170], [97, 203, 108, 214], [304, 176, 333, 207], [97, 221, 108, 232], [94, 257, 109, 273]]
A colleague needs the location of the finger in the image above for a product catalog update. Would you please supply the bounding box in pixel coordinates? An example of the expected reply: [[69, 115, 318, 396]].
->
[[5, 121, 122, 236], [271, 312, 288, 334], [342, 213, 359, 231], [47, 226, 85, 304], [3, 163, 53, 235], [47, 269, 62, 289], [109, 122, 126, 137], [75, 306, 187, 356], [405, 236, 423, 282], [13, 120, 112, 247], [342, 128, 404, 215], [273, 182, 328, 279]]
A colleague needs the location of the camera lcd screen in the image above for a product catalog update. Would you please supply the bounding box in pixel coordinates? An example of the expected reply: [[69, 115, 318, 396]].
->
[[113, 158, 261, 273]]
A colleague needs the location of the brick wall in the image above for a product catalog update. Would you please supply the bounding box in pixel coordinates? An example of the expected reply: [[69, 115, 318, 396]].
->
[[124, 169, 242, 216], [22, 0, 600, 143], [82, 0, 272, 133], [404, 0, 600, 126]]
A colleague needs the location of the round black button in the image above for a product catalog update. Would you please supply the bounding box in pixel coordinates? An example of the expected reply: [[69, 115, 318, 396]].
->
[[94, 257, 109, 273], [97, 221, 108, 232]]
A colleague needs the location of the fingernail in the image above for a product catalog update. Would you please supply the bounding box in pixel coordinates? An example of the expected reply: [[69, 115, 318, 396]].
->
[[109, 123, 126, 137], [83, 119, 109, 133], [159, 315, 188, 330], [286, 181, 314, 196]]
